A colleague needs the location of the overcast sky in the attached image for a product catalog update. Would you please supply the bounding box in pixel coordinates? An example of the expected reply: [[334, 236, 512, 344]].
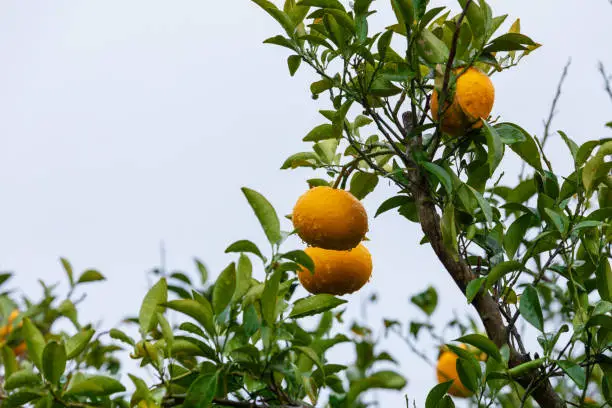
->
[[1, 1, 611, 406]]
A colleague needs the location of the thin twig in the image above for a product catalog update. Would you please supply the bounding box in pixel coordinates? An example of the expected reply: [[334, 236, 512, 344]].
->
[[430, 0, 473, 158], [542, 58, 571, 147], [598, 61, 612, 104], [440, 1, 473, 99]]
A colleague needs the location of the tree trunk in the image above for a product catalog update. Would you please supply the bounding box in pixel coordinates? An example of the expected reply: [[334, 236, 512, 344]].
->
[[411, 175, 567, 408]]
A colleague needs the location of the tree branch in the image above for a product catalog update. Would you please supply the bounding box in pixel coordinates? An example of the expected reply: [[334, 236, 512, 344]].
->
[[542, 58, 571, 147], [408, 172, 567, 408], [598, 61, 612, 104]]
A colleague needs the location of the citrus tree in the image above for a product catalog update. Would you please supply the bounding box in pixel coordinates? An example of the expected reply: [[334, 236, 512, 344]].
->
[[1, 0, 611, 407]]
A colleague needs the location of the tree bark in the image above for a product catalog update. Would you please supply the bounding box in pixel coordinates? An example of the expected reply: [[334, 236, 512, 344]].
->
[[410, 174, 567, 408]]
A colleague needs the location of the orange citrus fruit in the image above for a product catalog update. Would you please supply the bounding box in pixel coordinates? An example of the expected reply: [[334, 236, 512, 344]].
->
[[13, 342, 27, 357], [436, 345, 473, 398], [430, 67, 495, 136], [297, 244, 372, 295], [0, 309, 21, 338], [292, 186, 368, 251]]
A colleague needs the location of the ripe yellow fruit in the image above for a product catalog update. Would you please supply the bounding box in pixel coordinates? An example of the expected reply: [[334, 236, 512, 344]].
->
[[297, 244, 372, 295], [430, 67, 495, 136], [0, 309, 21, 338], [292, 186, 368, 251], [436, 345, 473, 398], [8, 309, 19, 324]]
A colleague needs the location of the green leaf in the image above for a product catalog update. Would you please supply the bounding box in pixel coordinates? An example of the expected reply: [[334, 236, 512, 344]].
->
[[582, 151, 604, 193], [157, 312, 174, 351], [262, 269, 282, 324], [310, 78, 333, 95], [494, 122, 526, 144], [77, 269, 105, 284], [1, 346, 18, 379], [66, 328, 95, 359], [504, 213, 534, 259], [0, 272, 12, 288], [417, 29, 449, 64], [375, 195, 411, 217], [349, 172, 379, 199], [57, 299, 78, 327], [195, 258, 209, 284], [297, 0, 344, 10], [169, 272, 191, 285], [109, 328, 135, 346], [233, 254, 253, 302], [332, 100, 353, 138], [458, 0, 484, 41], [280, 250, 314, 272], [425, 381, 454, 408], [410, 286, 438, 316], [290, 294, 347, 318], [241, 187, 282, 245], [346, 371, 406, 404], [5, 369, 41, 390], [377, 30, 393, 60], [503, 123, 542, 171], [139, 278, 167, 334], [354, 115, 373, 128], [418, 6, 446, 29], [263, 35, 295, 50], [483, 38, 528, 53], [225, 240, 266, 262], [243, 305, 261, 337], [485, 260, 524, 290], [314, 139, 339, 164], [593, 300, 612, 316], [466, 184, 493, 225], [576, 139, 608, 168], [4, 391, 42, 408], [585, 314, 612, 329], [164, 299, 215, 336], [23, 318, 46, 371], [303, 123, 335, 142], [422, 162, 452, 195], [183, 373, 218, 408], [61, 257, 74, 286], [128, 374, 152, 405], [66, 375, 126, 397], [391, 0, 415, 27], [252, 0, 296, 36], [557, 360, 586, 389], [307, 178, 331, 188], [558, 131, 578, 159], [213, 263, 237, 314], [596, 258, 612, 302], [572, 220, 603, 232], [455, 333, 501, 362], [466, 277, 485, 304], [294, 345, 324, 373], [42, 341, 66, 384], [544, 208, 568, 234], [456, 357, 480, 393], [482, 121, 503, 175], [519, 285, 544, 331], [281, 152, 321, 169], [287, 55, 301, 76], [493, 32, 535, 45]]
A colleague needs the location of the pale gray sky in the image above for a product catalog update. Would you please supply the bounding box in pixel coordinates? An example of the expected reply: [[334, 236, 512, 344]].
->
[[1, 1, 611, 406]]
